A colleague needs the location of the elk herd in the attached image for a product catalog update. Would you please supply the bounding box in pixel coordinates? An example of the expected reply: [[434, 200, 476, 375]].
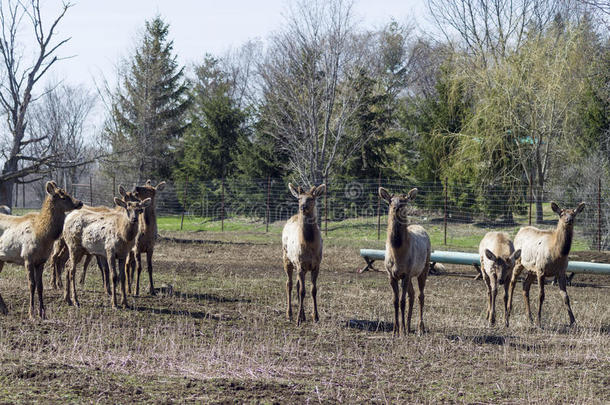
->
[[0, 180, 587, 336]]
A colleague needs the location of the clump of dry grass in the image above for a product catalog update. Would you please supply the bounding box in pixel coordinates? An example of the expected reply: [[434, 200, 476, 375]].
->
[[0, 239, 608, 403]]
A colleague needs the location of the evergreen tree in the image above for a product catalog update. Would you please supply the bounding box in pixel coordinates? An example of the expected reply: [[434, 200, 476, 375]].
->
[[109, 16, 190, 182]]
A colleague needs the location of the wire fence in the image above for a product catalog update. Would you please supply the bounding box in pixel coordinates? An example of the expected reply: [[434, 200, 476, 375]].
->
[[12, 176, 609, 250]]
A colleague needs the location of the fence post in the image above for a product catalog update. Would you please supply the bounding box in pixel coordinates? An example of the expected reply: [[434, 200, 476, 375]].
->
[[266, 176, 271, 233], [112, 175, 116, 199], [180, 175, 188, 231], [377, 172, 382, 240], [22, 180, 25, 208], [324, 178, 328, 236], [528, 178, 534, 225], [14, 181, 17, 208], [598, 177, 602, 251], [444, 178, 448, 246], [89, 176, 93, 206], [221, 177, 225, 232]]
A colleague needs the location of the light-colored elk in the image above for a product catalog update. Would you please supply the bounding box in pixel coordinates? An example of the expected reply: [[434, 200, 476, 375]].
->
[[379, 187, 430, 336], [507, 201, 585, 327], [0, 205, 11, 215], [282, 183, 325, 325], [0, 181, 82, 319], [49, 186, 139, 294], [127, 180, 166, 296], [478, 231, 521, 326], [62, 193, 151, 308]]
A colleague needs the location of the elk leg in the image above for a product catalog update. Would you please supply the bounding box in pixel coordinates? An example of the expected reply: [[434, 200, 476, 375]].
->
[[67, 251, 83, 308], [35, 263, 46, 319], [108, 253, 118, 308], [557, 273, 576, 326], [536, 273, 545, 328], [80, 254, 92, 286], [311, 266, 319, 322], [134, 253, 143, 297], [0, 262, 7, 315], [283, 257, 293, 321], [97, 256, 111, 296], [522, 273, 535, 324], [417, 270, 427, 334], [483, 272, 492, 323], [146, 250, 155, 295], [490, 277, 498, 326], [296, 270, 306, 326], [506, 263, 524, 327], [390, 277, 399, 337], [503, 281, 510, 327], [126, 251, 134, 294], [119, 257, 129, 308], [404, 277, 414, 335], [26, 261, 36, 319]]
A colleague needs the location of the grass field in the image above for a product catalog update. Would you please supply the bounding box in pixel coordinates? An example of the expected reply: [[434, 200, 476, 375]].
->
[[0, 232, 608, 403]]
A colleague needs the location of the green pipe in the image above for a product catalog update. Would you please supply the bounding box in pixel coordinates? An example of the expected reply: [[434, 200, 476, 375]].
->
[[359, 249, 610, 275]]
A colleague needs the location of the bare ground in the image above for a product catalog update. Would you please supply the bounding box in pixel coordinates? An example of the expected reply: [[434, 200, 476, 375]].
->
[[0, 235, 609, 403]]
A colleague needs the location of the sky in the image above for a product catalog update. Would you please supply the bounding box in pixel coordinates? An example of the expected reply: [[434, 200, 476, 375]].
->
[[34, 0, 431, 89]]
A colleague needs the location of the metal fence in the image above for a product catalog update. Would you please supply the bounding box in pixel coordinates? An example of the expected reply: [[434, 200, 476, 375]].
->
[[12, 176, 609, 250]]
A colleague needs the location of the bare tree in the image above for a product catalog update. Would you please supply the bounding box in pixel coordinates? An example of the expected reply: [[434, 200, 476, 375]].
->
[[258, 0, 374, 185], [26, 84, 97, 191], [0, 0, 73, 207]]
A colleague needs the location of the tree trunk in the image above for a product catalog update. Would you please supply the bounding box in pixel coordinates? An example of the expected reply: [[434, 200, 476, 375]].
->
[[0, 157, 19, 207], [535, 184, 544, 224]]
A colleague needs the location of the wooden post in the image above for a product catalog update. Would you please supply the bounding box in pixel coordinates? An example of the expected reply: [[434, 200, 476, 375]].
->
[[221, 177, 225, 232], [324, 178, 328, 236], [14, 181, 17, 208], [89, 176, 93, 206], [266, 176, 271, 233], [598, 177, 602, 251], [22, 180, 25, 208], [112, 175, 116, 200], [528, 178, 534, 225], [444, 178, 448, 246], [377, 172, 382, 240], [180, 175, 188, 231]]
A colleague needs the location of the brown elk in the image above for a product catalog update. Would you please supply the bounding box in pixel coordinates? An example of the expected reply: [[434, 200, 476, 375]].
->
[[62, 193, 151, 308], [478, 231, 521, 326], [0, 181, 82, 319], [379, 187, 431, 336], [282, 183, 325, 325], [127, 180, 166, 296], [507, 201, 585, 327]]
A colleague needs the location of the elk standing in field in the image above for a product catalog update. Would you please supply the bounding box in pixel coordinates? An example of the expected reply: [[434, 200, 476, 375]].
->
[[478, 231, 521, 327], [506, 201, 585, 327], [49, 186, 139, 294], [127, 180, 165, 296], [282, 183, 325, 325], [379, 187, 431, 336], [62, 193, 151, 308], [0, 181, 82, 319]]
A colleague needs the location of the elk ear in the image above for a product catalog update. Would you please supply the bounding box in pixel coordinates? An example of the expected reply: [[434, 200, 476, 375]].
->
[[45, 181, 57, 196], [288, 183, 300, 199], [146, 179, 152, 186], [118, 185, 127, 197], [550, 202, 561, 215], [574, 202, 585, 215], [114, 197, 127, 208], [155, 181, 166, 191], [139, 198, 152, 208], [313, 184, 326, 197], [406, 188, 418, 201], [378, 187, 391, 203], [510, 249, 521, 263], [485, 249, 497, 262]]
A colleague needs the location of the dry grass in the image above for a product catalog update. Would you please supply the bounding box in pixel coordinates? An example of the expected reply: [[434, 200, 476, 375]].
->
[[0, 235, 609, 403]]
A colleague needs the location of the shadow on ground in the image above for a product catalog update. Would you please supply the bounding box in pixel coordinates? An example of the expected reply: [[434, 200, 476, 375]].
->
[[345, 319, 394, 332]]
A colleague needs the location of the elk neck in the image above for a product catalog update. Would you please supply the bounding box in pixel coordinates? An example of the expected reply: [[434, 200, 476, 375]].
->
[[298, 209, 317, 243], [34, 197, 67, 242], [388, 208, 409, 250], [553, 219, 573, 257]]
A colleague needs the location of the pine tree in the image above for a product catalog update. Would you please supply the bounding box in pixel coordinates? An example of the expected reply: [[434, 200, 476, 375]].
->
[[109, 16, 190, 182]]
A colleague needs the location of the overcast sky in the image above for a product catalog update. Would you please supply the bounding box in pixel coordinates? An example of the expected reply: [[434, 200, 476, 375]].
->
[[34, 0, 430, 88]]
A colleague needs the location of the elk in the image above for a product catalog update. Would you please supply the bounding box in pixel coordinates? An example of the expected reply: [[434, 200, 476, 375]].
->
[[0, 181, 82, 319], [282, 183, 325, 326], [62, 193, 151, 308], [127, 180, 166, 296], [0, 205, 11, 215], [506, 201, 585, 327], [478, 231, 521, 327], [49, 186, 139, 294], [379, 187, 431, 336]]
